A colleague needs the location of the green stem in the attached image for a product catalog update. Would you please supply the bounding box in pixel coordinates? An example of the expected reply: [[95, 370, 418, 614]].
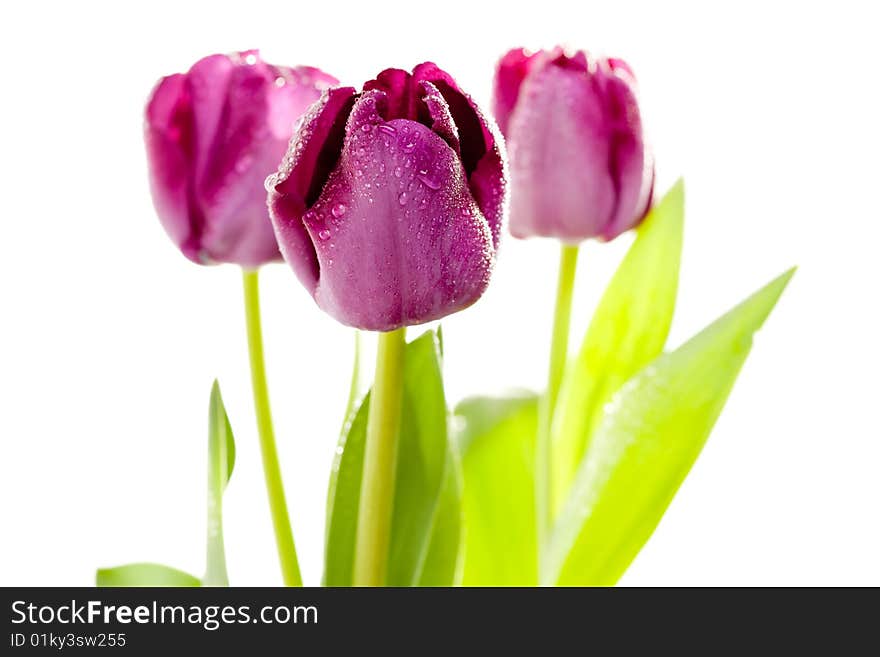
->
[[242, 269, 303, 587], [353, 327, 407, 586], [536, 244, 579, 547]]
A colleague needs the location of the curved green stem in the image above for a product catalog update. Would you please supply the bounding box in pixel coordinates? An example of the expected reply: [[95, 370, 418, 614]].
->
[[353, 328, 407, 586], [242, 269, 303, 587], [536, 244, 579, 547]]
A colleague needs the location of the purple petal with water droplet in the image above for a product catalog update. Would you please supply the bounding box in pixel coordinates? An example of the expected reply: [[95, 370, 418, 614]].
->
[[419, 80, 460, 155], [269, 86, 356, 291], [306, 119, 494, 331]]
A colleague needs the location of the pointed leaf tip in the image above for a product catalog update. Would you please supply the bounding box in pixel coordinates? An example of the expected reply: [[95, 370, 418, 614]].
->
[[547, 267, 795, 586]]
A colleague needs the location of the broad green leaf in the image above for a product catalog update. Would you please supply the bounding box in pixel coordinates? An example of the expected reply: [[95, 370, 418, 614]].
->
[[204, 380, 235, 586], [96, 563, 201, 587], [552, 180, 684, 517], [324, 330, 462, 586], [545, 268, 795, 585], [456, 393, 539, 586]]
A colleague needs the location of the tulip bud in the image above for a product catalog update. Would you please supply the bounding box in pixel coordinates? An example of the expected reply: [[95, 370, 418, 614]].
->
[[145, 50, 338, 267], [267, 63, 507, 332], [493, 47, 654, 243]]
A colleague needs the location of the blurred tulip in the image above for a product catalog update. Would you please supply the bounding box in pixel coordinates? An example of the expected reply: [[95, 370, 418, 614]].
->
[[494, 47, 653, 242], [146, 50, 337, 267], [267, 63, 506, 331]]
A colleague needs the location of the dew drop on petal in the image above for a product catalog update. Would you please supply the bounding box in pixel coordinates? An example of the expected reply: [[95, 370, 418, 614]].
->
[[378, 124, 397, 135], [398, 192, 408, 206], [318, 229, 331, 240], [417, 172, 441, 191], [331, 203, 347, 218]]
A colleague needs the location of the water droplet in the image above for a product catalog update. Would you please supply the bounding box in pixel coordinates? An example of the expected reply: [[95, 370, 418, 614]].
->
[[318, 229, 331, 240], [417, 172, 442, 190], [304, 210, 317, 222], [274, 76, 286, 87], [394, 167, 402, 178], [402, 141, 416, 153], [398, 192, 408, 206], [361, 123, 372, 133], [245, 53, 257, 65], [378, 124, 396, 135], [331, 203, 347, 218]]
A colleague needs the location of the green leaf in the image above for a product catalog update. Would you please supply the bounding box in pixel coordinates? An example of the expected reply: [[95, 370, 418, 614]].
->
[[324, 330, 462, 586], [96, 563, 201, 587], [204, 380, 235, 586], [545, 268, 795, 586], [325, 331, 365, 548], [552, 180, 684, 517], [324, 390, 369, 586], [456, 393, 539, 586]]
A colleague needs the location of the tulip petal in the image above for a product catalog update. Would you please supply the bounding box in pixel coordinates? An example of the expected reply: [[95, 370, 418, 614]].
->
[[596, 63, 651, 241], [413, 63, 491, 175], [299, 95, 494, 331], [414, 64, 506, 248], [193, 65, 281, 266], [548, 48, 589, 72], [144, 73, 201, 262], [419, 81, 461, 156], [186, 54, 235, 187], [468, 139, 507, 251], [270, 86, 357, 292], [492, 48, 540, 136], [363, 68, 419, 120], [508, 62, 616, 242]]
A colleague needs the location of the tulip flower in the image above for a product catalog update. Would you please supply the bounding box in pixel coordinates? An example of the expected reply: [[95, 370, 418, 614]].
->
[[145, 50, 337, 268], [268, 63, 506, 585], [494, 47, 654, 243], [267, 62, 506, 332], [492, 46, 654, 546], [145, 50, 339, 588]]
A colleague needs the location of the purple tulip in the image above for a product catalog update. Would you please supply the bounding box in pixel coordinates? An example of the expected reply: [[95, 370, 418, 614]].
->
[[267, 63, 506, 332], [145, 50, 338, 268], [494, 47, 654, 243]]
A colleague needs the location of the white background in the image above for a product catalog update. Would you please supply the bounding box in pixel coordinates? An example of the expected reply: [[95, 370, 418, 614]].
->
[[1, 0, 877, 586]]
